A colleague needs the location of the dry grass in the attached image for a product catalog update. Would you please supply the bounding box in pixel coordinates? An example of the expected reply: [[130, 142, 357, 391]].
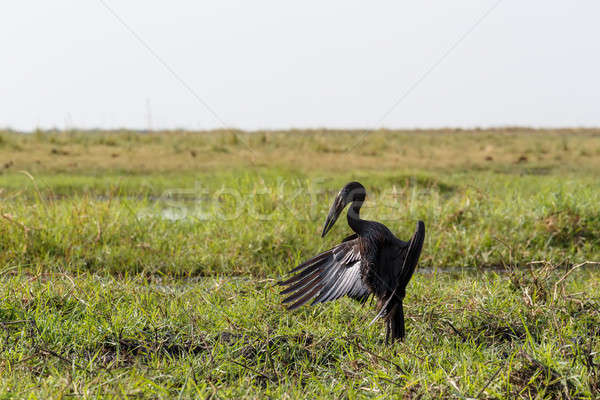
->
[[2, 127, 600, 173]]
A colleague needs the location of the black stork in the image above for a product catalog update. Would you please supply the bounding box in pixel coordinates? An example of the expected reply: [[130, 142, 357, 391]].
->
[[277, 182, 425, 342]]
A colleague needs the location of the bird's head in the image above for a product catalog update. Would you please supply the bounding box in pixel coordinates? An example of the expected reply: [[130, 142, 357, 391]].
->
[[321, 181, 366, 237]]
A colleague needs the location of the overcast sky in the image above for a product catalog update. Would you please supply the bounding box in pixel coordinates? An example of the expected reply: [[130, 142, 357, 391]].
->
[[1, 1, 599, 131]]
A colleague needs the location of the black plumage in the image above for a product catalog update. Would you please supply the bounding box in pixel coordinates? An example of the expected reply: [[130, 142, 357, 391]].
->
[[277, 182, 425, 342]]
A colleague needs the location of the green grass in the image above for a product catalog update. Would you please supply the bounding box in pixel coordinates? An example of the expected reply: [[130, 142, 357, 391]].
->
[[1, 129, 600, 398], [1, 267, 599, 398], [1, 170, 599, 276]]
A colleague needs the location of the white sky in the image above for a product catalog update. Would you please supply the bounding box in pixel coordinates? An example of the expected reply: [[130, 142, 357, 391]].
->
[[1, 1, 599, 131]]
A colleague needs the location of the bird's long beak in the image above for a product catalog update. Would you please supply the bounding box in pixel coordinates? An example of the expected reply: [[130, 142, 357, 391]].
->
[[321, 194, 346, 237]]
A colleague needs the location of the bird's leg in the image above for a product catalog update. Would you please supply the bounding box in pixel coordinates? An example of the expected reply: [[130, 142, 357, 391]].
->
[[388, 302, 405, 342], [396, 304, 405, 342]]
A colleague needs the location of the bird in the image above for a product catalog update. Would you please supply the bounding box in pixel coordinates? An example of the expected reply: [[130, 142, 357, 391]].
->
[[277, 181, 425, 343]]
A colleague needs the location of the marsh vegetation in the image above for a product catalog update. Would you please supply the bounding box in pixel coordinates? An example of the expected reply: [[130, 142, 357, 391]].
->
[[0, 128, 599, 398]]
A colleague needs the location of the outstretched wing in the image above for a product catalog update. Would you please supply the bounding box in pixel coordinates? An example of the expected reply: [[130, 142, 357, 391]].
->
[[277, 238, 371, 310], [396, 220, 425, 290]]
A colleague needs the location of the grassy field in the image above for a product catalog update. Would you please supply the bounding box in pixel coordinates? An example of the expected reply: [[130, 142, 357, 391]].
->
[[1, 128, 599, 398]]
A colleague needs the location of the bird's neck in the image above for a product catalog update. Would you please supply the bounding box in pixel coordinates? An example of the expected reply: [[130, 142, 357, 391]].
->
[[347, 201, 365, 234]]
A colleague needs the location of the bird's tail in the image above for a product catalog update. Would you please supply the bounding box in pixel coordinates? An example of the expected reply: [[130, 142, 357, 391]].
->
[[385, 301, 405, 343]]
